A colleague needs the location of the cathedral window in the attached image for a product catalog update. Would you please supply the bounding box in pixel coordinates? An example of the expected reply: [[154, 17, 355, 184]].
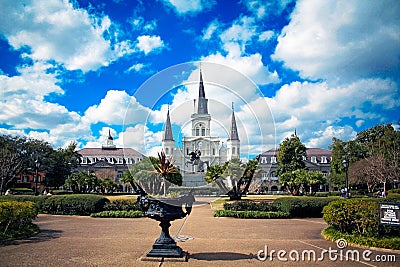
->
[[201, 128, 205, 136], [165, 148, 169, 154], [212, 148, 215, 155], [232, 147, 236, 155], [196, 128, 199, 136]]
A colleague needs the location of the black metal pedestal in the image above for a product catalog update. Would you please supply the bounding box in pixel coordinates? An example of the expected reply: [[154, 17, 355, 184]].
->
[[146, 220, 183, 258]]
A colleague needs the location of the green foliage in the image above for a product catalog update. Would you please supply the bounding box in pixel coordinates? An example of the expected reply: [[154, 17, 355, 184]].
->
[[223, 200, 277, 212], [322, 226, 400, 250], [323, 199, 382, 237], [64, 171, 99, 193], [277, 134, 307, 176], [103, 199, 140, 211], [0, 201, 38, 239], [41, 195, 109, 215], [273, 196, 338, 218], [90, 210, 144, 218], [213, 209, 289, 219], [168, 186, 223, 196]]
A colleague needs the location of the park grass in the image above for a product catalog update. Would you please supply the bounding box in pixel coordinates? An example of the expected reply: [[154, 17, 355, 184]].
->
[[105, 195, 138, 201]]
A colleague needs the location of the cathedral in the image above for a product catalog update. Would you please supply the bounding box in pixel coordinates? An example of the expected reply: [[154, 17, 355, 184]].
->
[[162, 69, 240, 186]]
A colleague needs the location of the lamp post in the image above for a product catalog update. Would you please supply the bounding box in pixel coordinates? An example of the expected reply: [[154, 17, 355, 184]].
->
[[342, 158, 349, 198], [34, 159, 40, 196]]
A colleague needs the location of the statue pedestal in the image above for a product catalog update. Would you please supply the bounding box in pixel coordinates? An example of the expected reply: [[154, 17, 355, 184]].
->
[[146, 220, 184, 258]]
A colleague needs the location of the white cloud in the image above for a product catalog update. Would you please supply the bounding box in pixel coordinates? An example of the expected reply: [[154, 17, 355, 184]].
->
[[202, 49, 280, 85], [161, 0, 215, 15], [136, 35, 166, 55], [0, 0, 116, 72], [259, 30, 274, 42], [266, 78, 399, 148], [243, 0, 294, 19], [273, 0, 400, 82], [84, 90, 151, 126], [220, 16, 256, 53], [202, 19, 220, 40]]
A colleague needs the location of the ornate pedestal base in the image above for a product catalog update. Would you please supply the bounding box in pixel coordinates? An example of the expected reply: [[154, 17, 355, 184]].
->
[[146, 220, 185, 258]]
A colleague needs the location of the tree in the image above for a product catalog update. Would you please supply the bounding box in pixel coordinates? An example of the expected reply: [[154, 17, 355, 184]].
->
[[276, 134, 307, 193], [205, 164, 229, 193], [277, 134, 307, 176], [45, 142, 81, 188], [0, 135, 26, 195], [151, 152, 182, 196], [121, 158, 162, 195], [279, 169, 325, 195], [64, 171, 98, 193]]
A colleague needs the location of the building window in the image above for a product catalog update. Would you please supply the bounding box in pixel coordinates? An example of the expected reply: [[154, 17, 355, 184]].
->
[[260, 157, 267, 164], [109, 158, 114, 164], [196, 128, 199, 136], [302, 155, 307, 161], [321, 156, 327, 163], [271, 157, 277, 164], [232, 147, 236, 155], [92, 157, 97, 163], [118, 158, 123, 164], [270, 171, 276, 177], [165, 148, 169, 154], [201, 128, 205, 136], [311, 156, 317, 163], [212, 148, 215, 155], [82, 157, 88, 164]]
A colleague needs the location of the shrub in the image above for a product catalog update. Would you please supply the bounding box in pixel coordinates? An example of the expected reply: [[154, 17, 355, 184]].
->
[[90, 210, 144, 218], [323, 199, 377, 237], [103, 199, 140, 211], [272, 196, 338, 218], [223, 200, 277, 212], [0, 195, 49, 211], [0, 201, 39, 239], [323, 226, 400, 250], [42, 195, 109, 216], [386, 192, 400, 201], [168, 186, 223, 196], [213, 210, 289, 219]]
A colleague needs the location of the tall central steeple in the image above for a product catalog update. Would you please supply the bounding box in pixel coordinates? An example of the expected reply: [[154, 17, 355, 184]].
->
[[228, 103, 239, 141], [197, 69, 208, 114]]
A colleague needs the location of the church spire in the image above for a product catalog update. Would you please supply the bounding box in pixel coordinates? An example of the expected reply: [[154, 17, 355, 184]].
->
[[163, 106, 174, 141], [228, 103, 239, 141], [197, 67, 208, 114]]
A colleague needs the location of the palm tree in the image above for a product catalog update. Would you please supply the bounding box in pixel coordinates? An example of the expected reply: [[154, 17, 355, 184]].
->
[[151, 151, 181, 196]]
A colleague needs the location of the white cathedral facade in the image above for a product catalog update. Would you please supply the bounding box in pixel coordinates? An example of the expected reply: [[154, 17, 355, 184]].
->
[[162, 70, 240, 186]]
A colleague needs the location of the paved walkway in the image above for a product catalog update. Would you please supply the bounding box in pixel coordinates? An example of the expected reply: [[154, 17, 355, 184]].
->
[[0, 197, 398, 266]]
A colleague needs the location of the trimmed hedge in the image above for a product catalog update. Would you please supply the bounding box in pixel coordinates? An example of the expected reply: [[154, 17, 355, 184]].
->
[[323, 226, 400, 250], [0, 201, 39, 240], [0, 195, 109, 216], [223, 200, 277, 212], [103, 199, 140, 211], [214, 210, 290, 219], [168, 186, 223, 196], [90, 210, 144, 218], [323, 198, 400, 238], [272, 196, 339, 218], [42, 195, 109, 215]]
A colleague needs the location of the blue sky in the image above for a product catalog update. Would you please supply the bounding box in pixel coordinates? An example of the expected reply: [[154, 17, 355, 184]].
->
[[0, 0, 399, 159]]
